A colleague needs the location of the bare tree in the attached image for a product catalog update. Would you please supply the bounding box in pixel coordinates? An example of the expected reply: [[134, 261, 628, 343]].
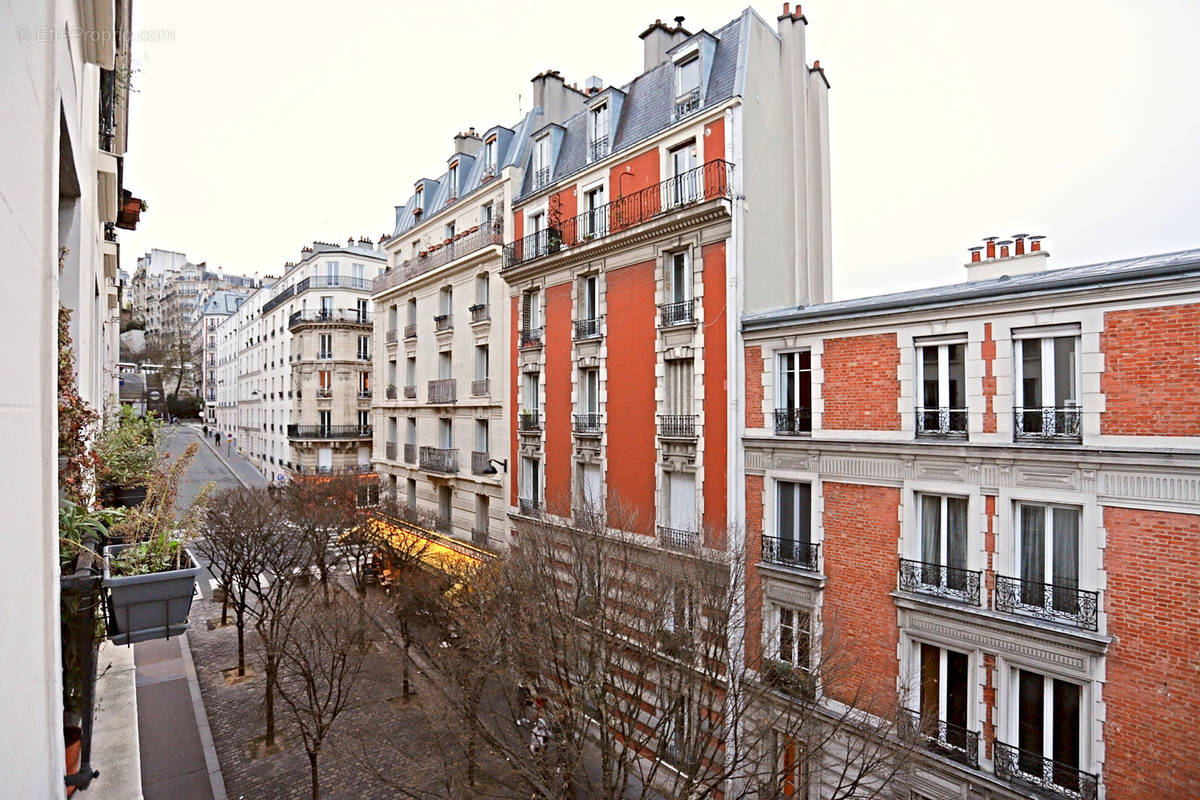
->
[[280, 475, 369, 605], [275, 587, 366, 800]]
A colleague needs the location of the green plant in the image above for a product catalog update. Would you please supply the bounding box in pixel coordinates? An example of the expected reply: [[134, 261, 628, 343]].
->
[[94, 404, 161, 489], [58, 500, 106, 572], [57, 306, 100, 504], [109, 442, 211, 576]]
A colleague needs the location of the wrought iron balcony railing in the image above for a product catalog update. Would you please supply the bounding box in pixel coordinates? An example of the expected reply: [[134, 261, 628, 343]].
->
[[316, 387, 333, 399], [403, 443, 416, 463], [373, 221, 504, 294], [287, 424, 371, 440], [915, 407, 968, 437], [761, 536, 819, 572], [898, 558, 982, 606], [1014, 406, 1082, 441], [470, 303, 490, 323], [774, 407, 813, 435], [572, 413, 600, 434], [519, 327, 543, 348], [357, 389, 372, 399], [519, 410, 541, 432], [533, 166, 552, 189], [993, 740, 1098, 800], [659, 526, 700, 552], [574, 317, 602, 339], [519, 497, 542, 516], [471, 378, 490, 397], [385, 442, 396, 460], [994, 574, 1099, 631], [505, 160, 733, 268], [659, 299, 696, 327], [674, 87, 701, 119], [659, 414, 697, 438], [419, 446, 458, 474], [471, 451, 491, 475], [385, 384, 397, 400], [589, 135, 610, 162], [289, 308, 371, 329], [316, 351, 334, 361], [434, 313, 453, 332], [264, 275, 374, 316], [901, 710, 979, 769], [428, 378, 456, 404], [404, 384, 417, 399], [385, 329, 398, 344], [404, 323, 417, 339]]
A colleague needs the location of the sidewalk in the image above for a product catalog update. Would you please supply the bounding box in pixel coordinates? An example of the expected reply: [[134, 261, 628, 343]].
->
[[188, 425, 268, 488]]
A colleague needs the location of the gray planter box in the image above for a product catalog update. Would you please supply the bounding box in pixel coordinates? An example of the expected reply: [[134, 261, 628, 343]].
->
[[103, 544, 200, 646]]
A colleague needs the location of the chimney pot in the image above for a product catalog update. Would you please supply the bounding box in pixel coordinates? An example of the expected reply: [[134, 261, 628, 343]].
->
[[782, 2, 790, 16], [968, 246, 983, 263], [998, 239, 1013, 258], [794, 4, 803, 19], [1029, 235, 1045, 252], [984, 236, 998, 259], [1013, 233, 1028, 256], [674, 15, 685, 28], [813, 60, 821, 69]]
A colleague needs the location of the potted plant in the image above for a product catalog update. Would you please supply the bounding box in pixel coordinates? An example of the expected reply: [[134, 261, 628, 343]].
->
[[94, 404, 161, 507], [763, 659, 815, 699], [103, 443, 209, 645]]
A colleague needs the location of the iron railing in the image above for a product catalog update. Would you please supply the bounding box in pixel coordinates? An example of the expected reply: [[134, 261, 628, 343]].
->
[[316, 387, 333, 399], [1013, 407, 1082, 441], [316, 351, 333, 361], [574, 413, 602, 434], [520, 327, 544, 348], [994, 575, 1099, 631], [288, 308, 371, 329], [470, 303, 490, 323], [674, 88, 701, 118], [264, 275, 373, 315], [98, 67, 116, 151], [761, 536, 819, 572], [993, 741, 1098, 800], [659, 299, 696, 327], [404, 384, 417, 399], [589, 135, 610, 162], [374, 221, 504, 293], [898, 558, 981, 606], [385, 329, 398, 344], [357, 389, 372, 399], [471, 378, 490, 397], [434, 313, 453, 332], [385, 442, 396, 460], [659, 526, 700, 551], [404, 323, 417, 339], [901, 710, 979, 769], [471, 451, 492, 475], [505, 160, 733, 267], [915, 407, 968, 437], [385, 384, 397, 400], [659, 414, 697, 438], [533, 166, 552, 189], [419, 447, 458, 474], [574, 317, 602, 339], [404, 443, 416, 463], [291, 464, 377, 476], [519, 497, 542, 515], [519, 410, 541, 432], [774, 408, 813, 435], [428, 378, 456, 404], [287, 424, 371, 439]]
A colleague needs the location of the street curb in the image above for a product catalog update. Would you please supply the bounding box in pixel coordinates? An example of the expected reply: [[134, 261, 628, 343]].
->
[[180, 633, 228, 800], [189, 425, 251, 489]]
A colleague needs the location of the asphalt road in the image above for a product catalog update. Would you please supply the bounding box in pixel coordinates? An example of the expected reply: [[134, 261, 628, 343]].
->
[[160, 426, 244, 509]]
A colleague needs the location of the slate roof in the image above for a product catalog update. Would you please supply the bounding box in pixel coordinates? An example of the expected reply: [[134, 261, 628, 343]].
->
[[200, 290, 247, 316], [742, 247, 1200, 329]]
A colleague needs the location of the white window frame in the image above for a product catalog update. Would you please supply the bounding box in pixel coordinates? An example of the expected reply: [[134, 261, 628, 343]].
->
[[915, 337, 968, 434]]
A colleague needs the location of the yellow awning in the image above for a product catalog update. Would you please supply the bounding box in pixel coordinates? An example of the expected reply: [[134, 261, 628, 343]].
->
[[361, 516, 489, 580]]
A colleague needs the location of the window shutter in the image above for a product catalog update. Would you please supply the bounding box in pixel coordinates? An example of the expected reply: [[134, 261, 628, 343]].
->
[[521, 292, 532, 330]]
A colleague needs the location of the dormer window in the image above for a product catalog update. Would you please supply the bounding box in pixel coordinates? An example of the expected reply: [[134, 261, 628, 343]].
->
[[447, 163, 459, 201], [588, 104, 610, 162], [483, 137, 497, 175], [532, 136, 550, 189], [675, 56, 701, 117], [413, 186, 424, 213]]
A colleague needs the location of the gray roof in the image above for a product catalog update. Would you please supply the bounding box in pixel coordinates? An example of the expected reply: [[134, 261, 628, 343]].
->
[[742, 247, 1200, 330], [201, 290, 248, 316]]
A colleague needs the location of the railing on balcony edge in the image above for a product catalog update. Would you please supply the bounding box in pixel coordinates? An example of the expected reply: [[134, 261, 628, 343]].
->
[[385, 442, 397, 460], [761, 536, 819, 572], [357, 389, 372, 399], [659, 299, 696, 327], [993, 741, 1098, 800], [289, 308, 371, 329], [385, 384, 397, 400], [287, 424, 372, 440], [374, 221, 504, 294], [901, 710, 979, 769], [774, 407, 813, 435], [589, 135, 610, 162], [1013, 406, 1082, 441], [898, 558, 981, 606], [519, 327, 544, 348], [574, 317, 602, 340], [434, 313, 453, 332], [404, 323, 417, 339], [519, 497, 542, 516], [419, 447, 458, 474], [574, 413, 602, 434], [915, 407, 968, 437], [385, 329, 398, 344], [404, 384, 417, 399], [659, 526, 700, 552], [519, 410, 541, 432], [994, 574, 1098, 631], [504, 160, 733, 268], [403, 443, 416, 464], [674, 88, 701, 119], [471, 378, 490, 397], [316, 387, 333, 399], [659, 414, 697, 438], [470, 303, 490, 323], [428, 378, 456, 404], [264, 275, 374, 316], [471, 451, 491, 475]]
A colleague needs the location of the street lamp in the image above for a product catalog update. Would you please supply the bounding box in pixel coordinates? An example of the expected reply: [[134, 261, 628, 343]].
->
[[482, 458, 508, 475]]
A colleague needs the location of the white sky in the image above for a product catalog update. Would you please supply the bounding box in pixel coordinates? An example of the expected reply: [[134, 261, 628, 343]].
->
[[121, 0, 1200, 300]]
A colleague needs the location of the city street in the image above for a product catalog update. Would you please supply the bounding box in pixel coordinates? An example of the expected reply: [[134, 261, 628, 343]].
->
[[161, 425, 266, 510]]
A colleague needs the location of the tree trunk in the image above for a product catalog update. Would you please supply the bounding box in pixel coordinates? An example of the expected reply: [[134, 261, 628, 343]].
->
[[235, 611, 246, 676], [400, 621, 411, 700], [220, 582, 229, 625], [265, 652, 277, 745], [309, 750, 320, 800]]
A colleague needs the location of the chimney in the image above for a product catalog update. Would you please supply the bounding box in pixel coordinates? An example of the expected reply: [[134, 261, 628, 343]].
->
[[453, 127, 483, 156], [639, 17, 690, 73], [1029, 235, 1045, 252], [965, 233, 1050, 281], [584, 75, 603, 95], [530, 69, 586, 125], [1013, 233, 1027, 256], [984, 236, 998, 259], [998, 239, 1012, 258]]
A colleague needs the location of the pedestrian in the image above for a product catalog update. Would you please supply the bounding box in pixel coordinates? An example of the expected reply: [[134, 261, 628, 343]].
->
[[215, 432, 222, 446], [202, 424, 208, 437], [530, 717, 551, 755]]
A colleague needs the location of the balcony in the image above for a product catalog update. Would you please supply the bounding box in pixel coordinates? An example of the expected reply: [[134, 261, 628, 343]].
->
[[357, 389, 372, 400], [574, 413, 602, 435], [659, 526, 700, 552], [915, 407, 968, 438], [428, 378, 456, 404], [898, 559, 981, 606], [519, 327, 543, 349], [419, 447, 458, 474], [404, 443, 416, 464], [288, 308, 371, 330], [374, 221, 504, 294], [434, 313, 453, 332], [993, 741, 1098, 800], [287, 424, 371, 440], [404, 384, 417, 399], [994, 575, 1099, 631], [774, 408, 812, 435], [316, 387, 333, 399], [385, 442, 396, 460], [761, 536, 819, 572], [901, 710, 979, 770], [471, 451, 491, 475], [1014, 407, 1082, 442], [505, 160, 733, 268], [404, 323, 417, 340], [385, 329, 398, 345], [470, 304, 490, 323], [589, 135, 610, 162], [385, 384, 398, 400], [471, 378, 490, 397], [574, 317, 602, 340], [674, 87, 701, 119], [659, 414, 697, 439], [519, 497, 542, 515], [533, 166, 551, 189], [519, 410, 541, 432], [659, 299, 696, 327]]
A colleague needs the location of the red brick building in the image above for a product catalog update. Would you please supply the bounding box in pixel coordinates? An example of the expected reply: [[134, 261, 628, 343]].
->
[[742, 239, 1200, 799]]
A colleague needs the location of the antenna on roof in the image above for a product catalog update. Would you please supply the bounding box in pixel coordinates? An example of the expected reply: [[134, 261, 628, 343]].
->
[[517, 92, 523, 115]]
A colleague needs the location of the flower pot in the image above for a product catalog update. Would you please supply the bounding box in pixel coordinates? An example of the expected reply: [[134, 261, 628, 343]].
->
[[103, 543, 201, 645], [101, 484, 147, 508]]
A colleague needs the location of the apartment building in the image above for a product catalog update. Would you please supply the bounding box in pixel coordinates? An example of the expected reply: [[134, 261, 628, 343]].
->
[[373, 114, 557, 548], [741, 239, 1200, 799], [193, 290, 249, 424]]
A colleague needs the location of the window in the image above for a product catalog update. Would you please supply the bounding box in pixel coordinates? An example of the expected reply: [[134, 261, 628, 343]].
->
[[521, 457, 541, 504], [913, 494, 971, 598], [438, 417, 453, 449], [529, 211, 547, 256], [406, 477, 417, 509], [320, 295, 334, 314], [580, 368, 600, 414], [406, 298, 417, 327], [588, 104, 610, 160], [522, 372, 539, 415], [483, 137, 497, 174], [357, 335, 370, 360], [413, 186, 423, 211], [475, 344, 489, 382], [1014, 331, 1081, 438], [770, 481, 814, 569], [582, 186, 606, 237], [318, 333, 332, 359], [438, 350, 452, 380], [913, 643, 973, 757], [358, 371, 370, 395], [475, 419, 489, 452], [387, 359, 397, 387], [661, 690, 694, 770], [998, 670, 1089, 797], [578, 463, 602, 513], [774, 606, 811, 671], [318, 409, 331, 435], [522, 288, 542, 331], [405, 417, 416, 446], [475, 273, 489, 305], [664, 358, 694, 417], [666, 471, 696, 533], [776, 352, 812, 434], [916, 340, 967, 435], [581, 274, 599, 319], [1007, 504, 1085, 623], [474, 495, 489, 545], [661, 581, 694, 634], [447, 163, 458, 198], [481, 202, 494, 229], [325, 261, 339, 279], [532, 136, 550, 187], [674, 56, 701, 116], [358, 410, 369, 430], [771, 733, 806, 798], [668, 251, 691, 304], [356, 297, 368, 323], [668, 141, 698, 205], [318, 369, 331, 393]]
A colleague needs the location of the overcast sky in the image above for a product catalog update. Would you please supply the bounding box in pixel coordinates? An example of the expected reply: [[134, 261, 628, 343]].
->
[[120, 0, 1200, 300]]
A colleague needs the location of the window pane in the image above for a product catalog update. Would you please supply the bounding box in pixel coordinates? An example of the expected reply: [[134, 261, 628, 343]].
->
[[946, 650, 969, 732], [1052, 508, 1080, 614], [1020, 505, 1046, 590], [1054, 337, 1077, 408], [779, 353, 796, 411], [920, 494, 942, 568], [1052, 679, 1081, 775], [779, 608, 793, 663], [921, 347, 939, 408], [1018, 670, 1045, 769], [1022, 339, 1043, 410], [920, 643, 939, 719], [795, 483, 811, 546], [946, 497, 968, 575], [778, 482, 795, 547]]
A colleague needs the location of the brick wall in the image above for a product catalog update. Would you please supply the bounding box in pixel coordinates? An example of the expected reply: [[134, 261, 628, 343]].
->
[[510, 295, 519, 506], [745, 344, 764, 428], [981, 323, 997, 433], [1101, 302, 1200, 436], [702, 240, 728, 547], [821, 333, 901, 431], [744, 474, 764, 669], [544, 283, 572, 515], [1103, 506, 1200, 798], [822, 482, 900, 710]]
